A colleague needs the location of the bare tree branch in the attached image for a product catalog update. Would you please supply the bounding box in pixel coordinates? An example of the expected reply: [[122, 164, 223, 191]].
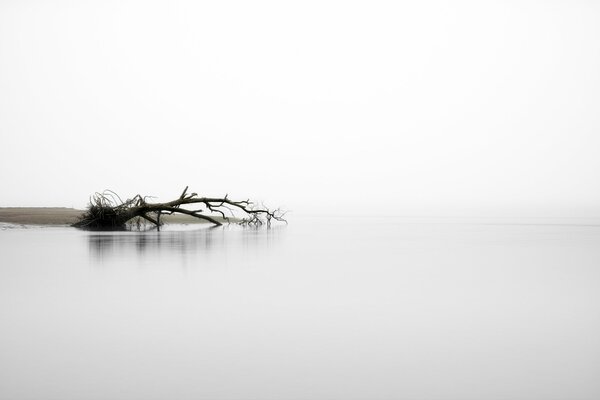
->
[[73, 187, 286, 230]]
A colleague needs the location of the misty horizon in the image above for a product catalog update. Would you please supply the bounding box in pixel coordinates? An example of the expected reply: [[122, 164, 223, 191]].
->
[[1, 0, 599, 216]]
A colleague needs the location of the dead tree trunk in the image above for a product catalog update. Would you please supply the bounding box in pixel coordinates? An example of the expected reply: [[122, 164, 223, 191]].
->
[[72, 187, 286, 230]]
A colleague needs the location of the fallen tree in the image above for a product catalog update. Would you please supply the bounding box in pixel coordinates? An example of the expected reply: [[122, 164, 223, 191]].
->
[[72, 186, 286, 230]]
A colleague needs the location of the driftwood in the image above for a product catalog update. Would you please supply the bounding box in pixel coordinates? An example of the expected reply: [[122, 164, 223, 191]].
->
[[72, 186, 286, 230]]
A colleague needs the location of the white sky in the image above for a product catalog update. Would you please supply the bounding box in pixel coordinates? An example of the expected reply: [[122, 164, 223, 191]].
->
[[1, 0, 599, 216]]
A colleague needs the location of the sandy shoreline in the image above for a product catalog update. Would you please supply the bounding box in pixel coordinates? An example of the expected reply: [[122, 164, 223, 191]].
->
[[0, 208, 83, 225], [0, 207, 220, 226]]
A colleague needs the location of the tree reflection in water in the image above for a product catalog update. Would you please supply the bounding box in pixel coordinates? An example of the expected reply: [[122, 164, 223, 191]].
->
[[87, 224, 284, 264]]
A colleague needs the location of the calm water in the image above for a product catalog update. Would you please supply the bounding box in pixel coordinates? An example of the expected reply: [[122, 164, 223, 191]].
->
[[1, 217, 600, 400]]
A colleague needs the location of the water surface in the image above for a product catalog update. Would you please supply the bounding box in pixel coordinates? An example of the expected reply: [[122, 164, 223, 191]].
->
[[1, 217, 599, 399]]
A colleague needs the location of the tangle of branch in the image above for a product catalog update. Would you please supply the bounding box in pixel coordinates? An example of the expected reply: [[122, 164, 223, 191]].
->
[[73, 186, 286, 230]]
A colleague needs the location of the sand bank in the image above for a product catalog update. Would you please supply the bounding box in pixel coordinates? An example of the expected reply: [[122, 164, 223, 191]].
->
[[0, 208, 83, 225], [0, 207, 222, 226]]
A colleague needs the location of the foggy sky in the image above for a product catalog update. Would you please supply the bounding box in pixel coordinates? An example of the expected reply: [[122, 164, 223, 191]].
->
[[1, 0, 599, 216]]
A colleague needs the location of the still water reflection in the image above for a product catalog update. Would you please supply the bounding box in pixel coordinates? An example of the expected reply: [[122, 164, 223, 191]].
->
[[87, 225, 283, 262], [1, 218, 600, 400]]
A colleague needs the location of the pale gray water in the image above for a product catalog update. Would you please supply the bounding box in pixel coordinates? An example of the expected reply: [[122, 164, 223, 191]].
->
[[1, 217, 600, 400]]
